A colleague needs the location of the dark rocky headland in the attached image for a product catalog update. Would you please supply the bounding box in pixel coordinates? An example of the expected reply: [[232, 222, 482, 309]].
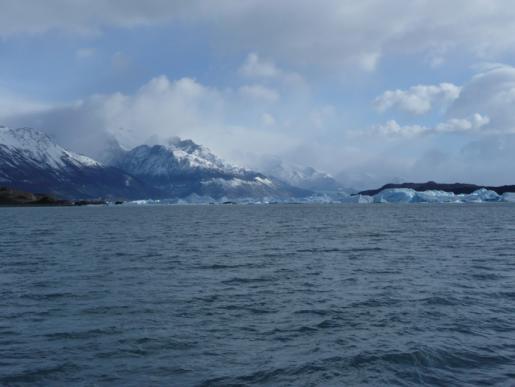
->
[[0, 186, 106, 207]]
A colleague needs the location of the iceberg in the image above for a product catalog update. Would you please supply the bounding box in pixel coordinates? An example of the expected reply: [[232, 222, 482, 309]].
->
[[459, 188, 500, 202], [122, 188, 514, 205], [341, 194, 374, 204], [502, 192, 515, 202], [371, 187, 507, 203], [412, 190, 458, 203], [373, 188, 417, 203]]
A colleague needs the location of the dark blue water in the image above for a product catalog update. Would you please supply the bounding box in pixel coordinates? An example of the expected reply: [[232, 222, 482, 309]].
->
[[1, 204, 515, 386]]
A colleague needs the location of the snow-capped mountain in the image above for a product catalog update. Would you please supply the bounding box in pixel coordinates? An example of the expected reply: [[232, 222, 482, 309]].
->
[[257, 159, 350, 193], [0, 126, 155, 199], [106, 137, 310, 200]]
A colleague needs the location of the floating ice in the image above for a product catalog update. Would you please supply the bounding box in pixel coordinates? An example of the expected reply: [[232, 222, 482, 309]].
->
[[502, 192, 515, 202], [341, 194, 374, 204], [372, 188, 506, 203], [460, 188, 500, 202], [373, 188, 416, 203], [122, 188, 515, 205]]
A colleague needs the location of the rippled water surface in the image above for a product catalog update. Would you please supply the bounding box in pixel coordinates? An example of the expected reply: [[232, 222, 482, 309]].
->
[[1, 204, 515, 386]]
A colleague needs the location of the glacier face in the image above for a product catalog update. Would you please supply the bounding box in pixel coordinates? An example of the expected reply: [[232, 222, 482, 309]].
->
[[122, 187, 515, 205], [371, 188, 509, 203]]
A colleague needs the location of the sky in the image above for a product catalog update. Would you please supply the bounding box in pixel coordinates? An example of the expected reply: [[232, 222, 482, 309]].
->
[[2, 0, 515, 188]]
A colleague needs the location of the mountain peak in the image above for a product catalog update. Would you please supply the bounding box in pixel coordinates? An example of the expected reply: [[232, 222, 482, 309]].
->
[[0, 126, 156, 199], [0, 126, 53, 148], [1, 129, 312, 201], [0, 127, 101, 169], [167, 136, 201, 152], [257, 158, 346, 192], [102, 136, 309, 200]]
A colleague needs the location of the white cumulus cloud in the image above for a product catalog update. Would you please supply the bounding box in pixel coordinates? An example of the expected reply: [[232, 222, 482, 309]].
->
[[375, 83, 461, 115], [1, 75, 316, 165], [375, 114, 490, 137], [435, 113, 490, 133], [447, 64, 515, 133], [374, 120, 427, 137]]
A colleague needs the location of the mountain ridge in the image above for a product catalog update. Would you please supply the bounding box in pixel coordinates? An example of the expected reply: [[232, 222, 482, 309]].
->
[[105, 138, 311, 200], [0, 127, 311, 201], [0, 126, 159, 199]]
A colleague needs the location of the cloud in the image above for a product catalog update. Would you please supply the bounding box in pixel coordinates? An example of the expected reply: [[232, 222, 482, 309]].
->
[[374, 120, 427, 137], [261, 113, 276, 126], [375, 114, 490, 137], [435, 113, 490, 133], [1, 76, 223, 156], [0, 0, 194, 36], [447, 64, 515, 132], [239, 84, 280, 102], [358, 64, 515, 185], [375, 83, 461, 115], [373, 64, 515, 138], [238, 53, 306, 87], [239, 53, 280, 78], [111, 51, 131, 71], [309, 105, 336, 130], [3, 1, 515, 71], [1, 75, 311, 164], [409, 134, 515, 186], [0, 89, 50, 118]]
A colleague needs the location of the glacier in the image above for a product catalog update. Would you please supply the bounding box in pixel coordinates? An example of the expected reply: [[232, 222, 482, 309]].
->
[[372, 187, 509, 203], [121, 187, 515, 205]]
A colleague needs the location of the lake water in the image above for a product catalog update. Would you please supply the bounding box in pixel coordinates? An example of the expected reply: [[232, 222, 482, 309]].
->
[[1, 204, 515, 386]]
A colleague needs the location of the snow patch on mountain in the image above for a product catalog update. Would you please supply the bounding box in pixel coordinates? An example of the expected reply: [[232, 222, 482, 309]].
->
[[166, 137, 239, 172], [0, 127, 154, 199], [0, 126, 100, 169], [256, 158, 348, 192], [105, 137, 311, 200]]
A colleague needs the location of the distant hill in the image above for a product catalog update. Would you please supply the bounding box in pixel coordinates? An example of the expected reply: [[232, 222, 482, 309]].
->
[[359, 181, 515, 196]]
